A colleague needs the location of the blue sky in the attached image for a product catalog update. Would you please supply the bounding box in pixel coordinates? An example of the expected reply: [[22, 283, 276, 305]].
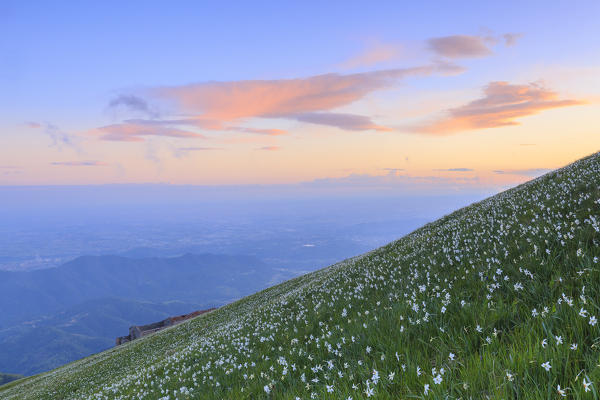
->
[[1, 1, 598, 185]]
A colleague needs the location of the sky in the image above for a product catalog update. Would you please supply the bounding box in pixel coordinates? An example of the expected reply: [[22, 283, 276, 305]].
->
[[1, 1, 599, 190]]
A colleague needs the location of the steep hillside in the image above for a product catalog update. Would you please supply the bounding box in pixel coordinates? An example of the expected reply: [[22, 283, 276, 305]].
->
[[2, 152, 599, 399]]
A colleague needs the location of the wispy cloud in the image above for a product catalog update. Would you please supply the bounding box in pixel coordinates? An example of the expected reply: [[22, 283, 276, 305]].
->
[[383, 167, 405, 172], [230, 127, 287, 136], [301, 167, 542, 194], [382, 168, 405, 176], [302, 172, 491, 194], [427, 33, 521, 59], [339, 42, 401, 69], [428, 35, 492, 59], [146, 63, 462, 133], [157, 66, 454, 121], [414, 81, 585, 135], [50, 161, 108, 166], [177, 146, 222, 152], [46, 124, 78, 149], [0, 165, 22, 175], [27, 122, 80, 150], [95, 60, 465, 141], [502, 33, 523, 47], [108, 94, 158, 118], [341, 32, 521, 70], [294, 112, 392, 131], [120, 119, 288, 136], [256, 146, 280, 151], [91, 122, 204, 142], [493, 168, 551, 177], [124, 118, 223, 130], [434, 168, 474, 172], [173, 146, 223, 158]]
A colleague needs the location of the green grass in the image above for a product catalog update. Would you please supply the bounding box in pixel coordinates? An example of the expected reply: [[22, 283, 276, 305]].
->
[[1, 151, 600, 399]]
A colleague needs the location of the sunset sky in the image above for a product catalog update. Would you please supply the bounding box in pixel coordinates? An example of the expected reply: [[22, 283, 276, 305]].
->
[[1, 1, 599, 190]]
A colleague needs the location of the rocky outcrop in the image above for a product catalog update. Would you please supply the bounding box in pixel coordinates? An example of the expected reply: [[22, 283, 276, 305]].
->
[[116, 308, 216, 346]]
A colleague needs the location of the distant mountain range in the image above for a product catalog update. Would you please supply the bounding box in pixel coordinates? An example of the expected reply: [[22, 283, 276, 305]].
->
[[0, 253, 296, 375], [0, 373, 23, 387]]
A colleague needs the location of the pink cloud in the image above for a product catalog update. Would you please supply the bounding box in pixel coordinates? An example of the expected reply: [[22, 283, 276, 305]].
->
[[154, 63, 462, 128], [94, 61, 463, 141], [231, 127, 287, 136], [339, 42, 400, 69], [256, 146, 280, 151], [415, 81, 585, 134], [51, 161, 108, 166], [157, 67, 428, 120], [91, 122, 204, 142]]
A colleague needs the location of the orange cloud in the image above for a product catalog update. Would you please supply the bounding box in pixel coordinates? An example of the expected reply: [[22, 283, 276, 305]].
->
[[94, 62, 463, 142], [415, 81, 585, 135], [158, 68, 426, 120], [92, 122, 204, 142]]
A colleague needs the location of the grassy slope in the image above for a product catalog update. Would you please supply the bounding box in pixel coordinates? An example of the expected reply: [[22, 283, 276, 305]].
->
[[1, 151, 599, 400]]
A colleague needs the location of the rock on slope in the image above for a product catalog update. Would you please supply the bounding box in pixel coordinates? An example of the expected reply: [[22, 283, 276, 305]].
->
[[2, 151, 599, 399]]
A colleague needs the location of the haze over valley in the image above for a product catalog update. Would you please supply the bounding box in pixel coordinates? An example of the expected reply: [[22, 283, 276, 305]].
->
[[0, 185, 491, 375]]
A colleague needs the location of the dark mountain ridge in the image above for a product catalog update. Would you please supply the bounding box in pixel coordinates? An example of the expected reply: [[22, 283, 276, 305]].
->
[[0, 253, 296, 375], [0, 253, 277, 328]]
